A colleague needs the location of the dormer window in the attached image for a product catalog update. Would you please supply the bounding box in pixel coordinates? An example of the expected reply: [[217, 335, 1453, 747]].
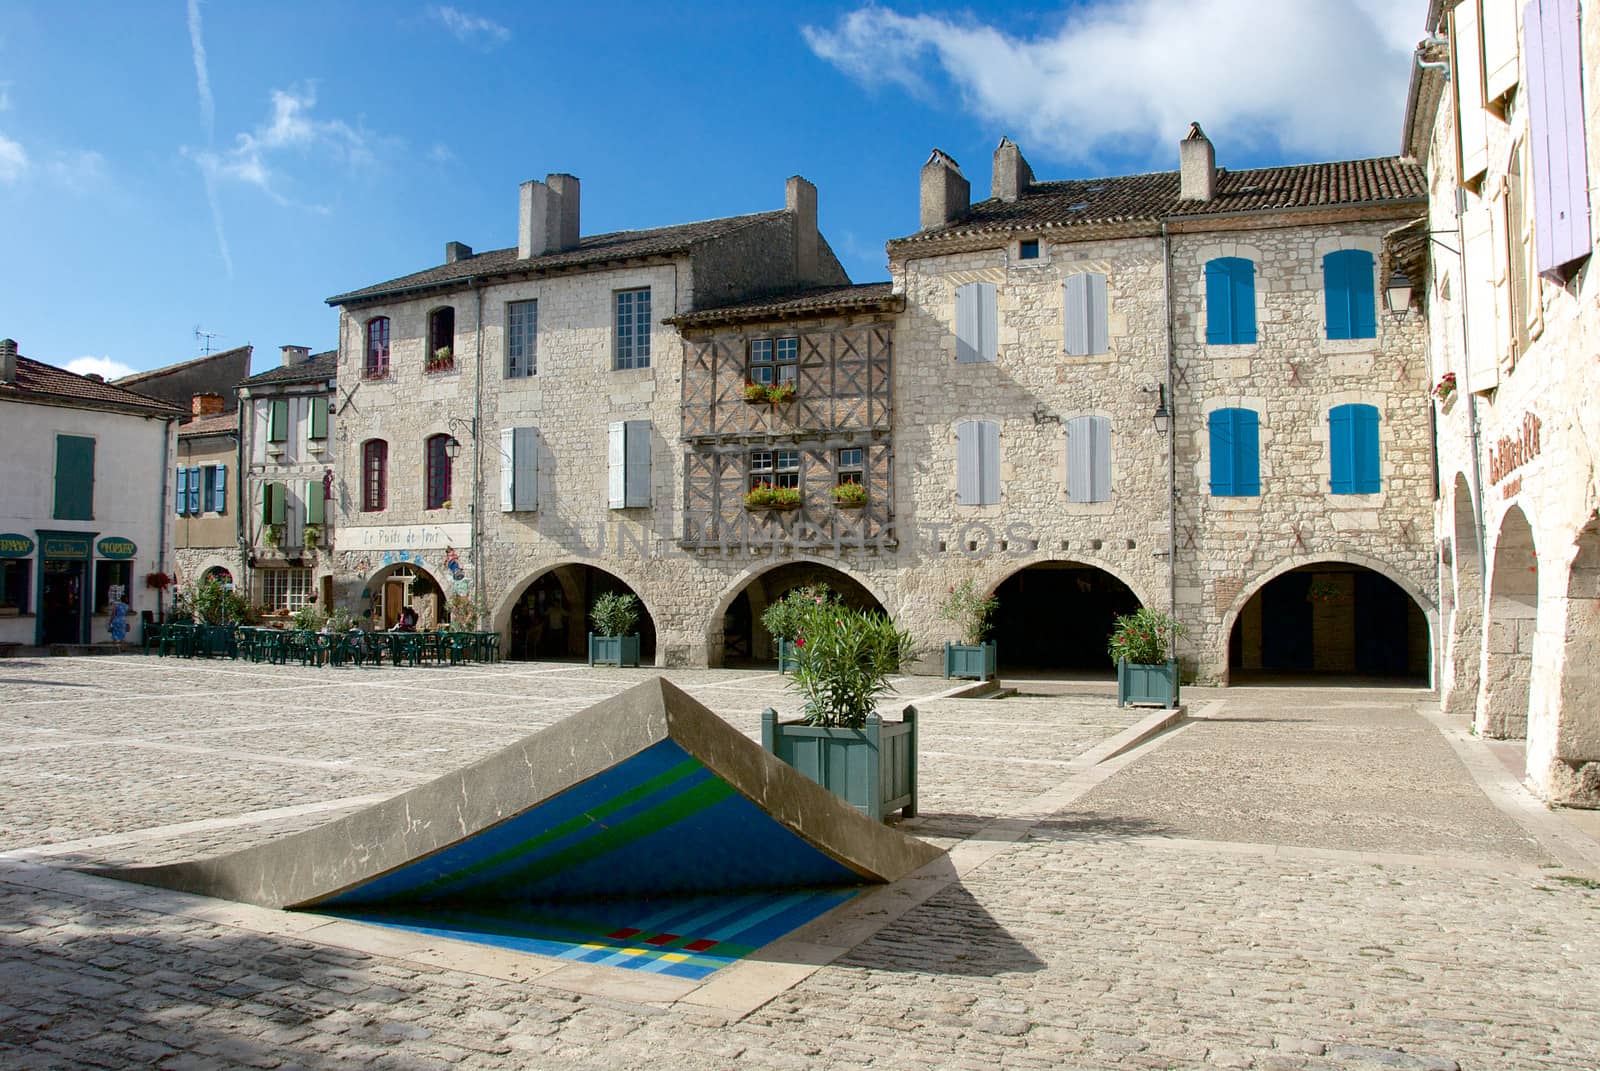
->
[[1018, 239, 1040, 260]]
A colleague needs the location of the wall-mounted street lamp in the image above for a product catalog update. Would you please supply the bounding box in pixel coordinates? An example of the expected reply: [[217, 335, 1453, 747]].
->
[[1142, 383, 1171, 434], [1384, 270, 1414, 315], [443, 416, 477, 461]]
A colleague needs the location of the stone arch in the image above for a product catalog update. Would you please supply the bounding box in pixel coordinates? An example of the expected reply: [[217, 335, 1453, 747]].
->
[[191, 556, 239, 586], [1443, 473, 1485, 715], [1220, 551, 1436, 685], [1534, 512, 1600, 805], [704, 558, 893, 668], [1477, 504, 1538, 739], [984, 556, 1154, 673], [360, 561, 450, 631], [493, 560, 660, 665]]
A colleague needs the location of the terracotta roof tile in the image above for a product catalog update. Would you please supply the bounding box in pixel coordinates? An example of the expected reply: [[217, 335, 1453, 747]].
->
[[178, 412, 239, 437], [666, 282, 901, 328], [1, 356, 184, 417], [239, 351, 337, 387]]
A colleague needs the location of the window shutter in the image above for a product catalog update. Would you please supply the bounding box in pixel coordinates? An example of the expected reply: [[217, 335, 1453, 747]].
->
[[1209, 411, 1234, 495], [1231, 260, 1257, 343], [213, 466, 227, 515], [956, 421, 979, 504], [1065, 417, 1090, 501], [268, 482, 286, 525], [1482, 0, 1519, 100], [499, 427, 516, 512], [1087, 272, 1108, 355], [176, 467, 189, 516], [514, 427, 538, 511], [268, 399, 287, 442], [955, 283, 981, 362], [305, 479, 325, 524], [187, 466, 201, 515], [624, 420, 651, 508], [1235, 409, 1260, 495], [1455, 0, 1489, 185], [1063, 275, 1089, 356], [308, 398, 328, 440], [1526, 0, 1592, 276], [608, 421, 627, 509], [1205, 259, 1233, 343], [979, 420, 1001, 504], [53, 435, 95, 520], [1463, 204, 1502, 391], [1348, 251, 1376, 339], [1354, 405, 1382, 493], [1090, 415, 1111, 501], [1329, 406, 1354, 493], [1324, 254, 1352, 339], [978, 283, 998, 362]]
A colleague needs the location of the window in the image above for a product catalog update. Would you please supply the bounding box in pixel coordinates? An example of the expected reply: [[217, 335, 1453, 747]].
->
[[428, 307, 455, 369], [425, 434, 452, 510], [750, 450, 800, 490], [209, 465, 227, 514], [53, 434, 94, 520], [748, 337, 799, 385], [1525, 0, 1592, 276], [1208, 408, 1261, 496], [837, 447, 864, 485], [1323, 250, 1376, 340], [1329, 403, 1381, 494], [614, 288, 652, 370], [94, 560, 130, 614], [262, 481, 287, 532], [956, 419, 1000, 505], [1018, 239, 1040, 260], [608, 420, 652, 508], [500, 426, 539, 511], [364, 317, 390, 378], [750, 450, 773, 489], [308, 398, 328, 441], [362, 440, 387, 511], [1065, 415, 1112, 502], [267, 399, 288, 443], [176, 467, 190, 516], [1063, 272, 1109, 356], [1204, 257, 1257, 344], [955, 282, 998, 363], [260, 568, 314, 612], [507, 300, 538, 378], [0, 560, 30, 613]]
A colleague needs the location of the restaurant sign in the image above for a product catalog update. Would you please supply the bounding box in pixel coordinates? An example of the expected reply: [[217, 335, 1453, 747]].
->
[[96, 537, 137, 559], [0, 533, 34, 558], [41, 534, 93, 559], [1489, 412, 1542, 484]]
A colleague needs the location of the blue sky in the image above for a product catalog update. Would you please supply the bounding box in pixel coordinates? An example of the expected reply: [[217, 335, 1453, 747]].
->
[[0, 2, 1422, 378]]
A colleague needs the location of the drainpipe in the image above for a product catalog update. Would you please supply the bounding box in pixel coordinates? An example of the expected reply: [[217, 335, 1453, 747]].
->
[[472, 279, 485, 612], [158, 414, 174, 622], [1160, 222, 1178, 628]]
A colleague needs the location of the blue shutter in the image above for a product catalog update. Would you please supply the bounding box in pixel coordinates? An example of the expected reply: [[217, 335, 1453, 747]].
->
[[1209, 410, 1234, 494], [1205, 260, 1232, 344], [1348, 253, 1376, 338], [213, 466, 227, 515], [1235, 409, 1260, 494], [1231, 260, 1257, 344], [1353, 405, 1381, 492], [1329, 406, 1354, 493], [176, 467, 189, 516], [1324, 254, 1352, 339], [187, 466, 201, 515]]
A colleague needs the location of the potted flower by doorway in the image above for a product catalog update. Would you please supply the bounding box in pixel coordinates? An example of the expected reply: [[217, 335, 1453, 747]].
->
[[587, 591, 642, 667], [1108, 607, 1186, 709], [939, 579, 998, 680], [760, 583, 834, 673], [761, 600, 919, 821]]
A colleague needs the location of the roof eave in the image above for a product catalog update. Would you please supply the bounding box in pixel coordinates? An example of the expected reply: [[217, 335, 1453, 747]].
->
[[666, 294, 905, 330], [326, 250, 688, 309]]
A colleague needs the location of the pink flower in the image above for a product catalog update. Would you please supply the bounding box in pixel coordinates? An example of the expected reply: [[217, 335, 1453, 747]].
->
[[794, 637, 805, 648]]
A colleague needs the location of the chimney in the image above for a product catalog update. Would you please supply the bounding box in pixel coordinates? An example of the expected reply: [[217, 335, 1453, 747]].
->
[[991, 137, 1034, 203], [445, 241, 473, 263], [786, 176, 820, 286], [280, 345, 310, 368], [920, 149, 970, 230], [191, 392, 225, 417], [546, 173, 581, 252], [0, 339, 15, 385], [85, 373, 104, 383], [518, 178, 558, 259], [1179, 122, 1216, 202]]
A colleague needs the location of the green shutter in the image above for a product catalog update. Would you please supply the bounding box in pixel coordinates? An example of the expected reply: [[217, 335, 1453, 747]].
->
[[53, 435, 95, 520], [269, 400, 288, 443], [305, 479, 325, 524], [264, 481, 286, 525], [308, 398, 328, 440]]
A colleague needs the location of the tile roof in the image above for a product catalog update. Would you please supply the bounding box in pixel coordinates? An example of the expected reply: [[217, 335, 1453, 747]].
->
[[1, 355, 184, 417], [178, 412, 239, 437], [114, 345, 253, 388], [327, 210, 788, 306], [889, 157, 1427, 248], [666, 282, 902, 328], [239, 351, 337, 388]]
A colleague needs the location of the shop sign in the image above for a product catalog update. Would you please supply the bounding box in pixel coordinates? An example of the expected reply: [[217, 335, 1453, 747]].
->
[[1489, 412, 1542, 484], [0, 533, 34, 558], [41, 534, 93, 559], [97, 537, 137, 559]]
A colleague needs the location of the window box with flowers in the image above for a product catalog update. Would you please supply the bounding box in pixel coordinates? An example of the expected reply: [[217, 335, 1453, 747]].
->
[[744, 484, 802, 511], [1108, 607, 1186, 709], [742, 382, 796, 404], [426, 346, 455, 374], [1432, 372, 1457, 412], [831, 482, 868, 509]]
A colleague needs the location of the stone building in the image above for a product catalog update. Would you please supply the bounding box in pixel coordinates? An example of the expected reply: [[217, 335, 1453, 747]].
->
[[1403, 0, 1600, 805], [172, 392, 242, 588], [0, 338, 182, 647], [236, 347, 338, 617]]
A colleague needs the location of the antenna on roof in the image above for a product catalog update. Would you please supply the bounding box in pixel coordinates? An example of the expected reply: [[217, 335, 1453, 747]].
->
[[194, 326, 221, 356]]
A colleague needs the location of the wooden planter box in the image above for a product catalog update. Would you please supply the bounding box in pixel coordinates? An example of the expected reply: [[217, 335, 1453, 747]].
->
[[776, 637, 800, 674], [1117, 659, 1180, 708], [761, 707, 918, 822], [587, 632, 641, 667], [944, 641, 997, 680]]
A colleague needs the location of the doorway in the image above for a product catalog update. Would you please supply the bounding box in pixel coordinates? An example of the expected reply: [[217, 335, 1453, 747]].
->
[[41, 560, 85, 644]]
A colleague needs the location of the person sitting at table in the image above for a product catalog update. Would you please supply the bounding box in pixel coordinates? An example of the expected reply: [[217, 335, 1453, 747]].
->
[[391, 605, 418, 632]]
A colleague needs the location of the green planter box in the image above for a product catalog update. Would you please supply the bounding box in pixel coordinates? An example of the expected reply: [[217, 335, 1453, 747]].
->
[[776, 637, 801, 674], [944, 641, 997, 680], [587, 632, 641, 667], [1117, 659, 1180, 708], [760, 707, 918, 822]]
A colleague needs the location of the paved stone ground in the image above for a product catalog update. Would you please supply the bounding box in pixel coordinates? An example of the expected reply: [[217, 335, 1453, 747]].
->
[[2, 656, 1599, 1069]]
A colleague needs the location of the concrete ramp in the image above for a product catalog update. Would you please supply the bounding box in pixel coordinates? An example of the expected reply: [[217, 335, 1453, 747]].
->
[[98, 677, 942, 911]]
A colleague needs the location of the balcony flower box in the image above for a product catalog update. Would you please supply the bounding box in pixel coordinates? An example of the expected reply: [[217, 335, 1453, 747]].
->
[[831, 482, 868, 509], [744, 484, 801, 511]]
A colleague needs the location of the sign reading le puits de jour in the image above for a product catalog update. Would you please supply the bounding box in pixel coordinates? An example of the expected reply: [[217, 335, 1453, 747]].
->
[[1489, 411, 1542, 485]]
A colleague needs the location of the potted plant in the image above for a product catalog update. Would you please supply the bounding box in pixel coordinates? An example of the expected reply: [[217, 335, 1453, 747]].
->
[[587, 591, 641, 667], [145, 571, 173, 592], [831, 482, 868, 508], [302, 523, 322, 547], [427, 346, 454, 372], [742, 381, 770, 403], [760, 584, 834, 673], [761, 600, 918, 821], [262, 523, 283, 549], [743, 483, 802, 511], [939, 579, 998, 680], [1433, 372, 1457, 411], [766, 381, 796, 404], [1108, 607, 1186, 709]]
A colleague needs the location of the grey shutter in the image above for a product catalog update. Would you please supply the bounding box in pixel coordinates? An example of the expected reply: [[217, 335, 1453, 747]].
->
[[1090, 416, 1111, 501], [956, 421, 979, 504], [514, 427, 539, 511], [1086, 273, 1108, 355], [499, 427, 516, 512], [624, 420, 651, 508], [955, 283, 981, 362], [977, 283, 998, 362], [608, 421, 627, 508], [1065, 417, 1092, 501], [1063, 276, 1089, 356], [979, 420, 1000, 504]]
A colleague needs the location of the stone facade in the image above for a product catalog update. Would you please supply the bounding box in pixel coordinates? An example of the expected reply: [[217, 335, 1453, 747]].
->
[[172, 395, 241, 590], [1409, 1, 1600, 806]]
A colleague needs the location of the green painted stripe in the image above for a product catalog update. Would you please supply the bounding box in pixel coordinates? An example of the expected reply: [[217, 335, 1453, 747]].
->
[[399, 906, 759, 958], [407, 757, 708, 897]]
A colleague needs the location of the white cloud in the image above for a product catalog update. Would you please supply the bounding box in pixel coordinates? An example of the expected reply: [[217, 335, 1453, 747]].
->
[[429, 5, 510, 47], [804, 2, 1421, 167], [187, 0, 215, 141], [66, 356, 138, 381], [45, 149, 108, 192], [0, 130, 26, 183], [190, 85, 373, 208]]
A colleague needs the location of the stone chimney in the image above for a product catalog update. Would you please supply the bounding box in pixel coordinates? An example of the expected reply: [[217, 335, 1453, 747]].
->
[[191, 392, 225, 417], [1179, 122, 1216, 202], [547, 174, 580, 252], [445, 241, 473, 263], [786, 176, 821, 285], [519, 174, 581, 259], [920, 150, 970, 230], [281, 345, 311, 368], [991, 137, 1034, 203], [0, 339, 15, 385]]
